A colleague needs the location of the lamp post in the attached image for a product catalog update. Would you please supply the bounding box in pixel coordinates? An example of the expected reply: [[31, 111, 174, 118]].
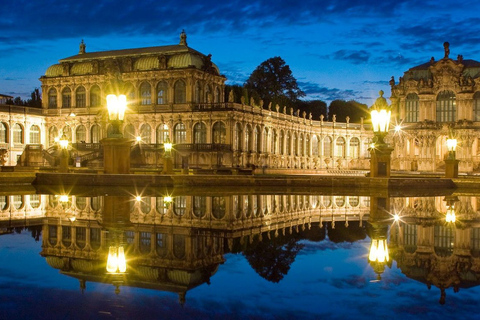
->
[[445, 136, 458, 178], [444, 195, 459, 223], [58, 133, 69, 173], [162, 138, 174, 174], [102, 94, 132, 174], [369, 90, 394, 177]]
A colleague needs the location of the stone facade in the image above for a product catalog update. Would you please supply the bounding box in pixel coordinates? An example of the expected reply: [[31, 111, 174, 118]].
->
[[390, 42, 480, 174]]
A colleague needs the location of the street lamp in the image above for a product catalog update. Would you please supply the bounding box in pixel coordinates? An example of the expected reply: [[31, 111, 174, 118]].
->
[[162, 138, 174, 174], [369, 90, 393, 177], [445, 134, 458, 178], [58, 133, 69, 173], [106, 245, 127, 273], [444, 196, 459, 223], [102, 94, 132, 174], [106, 94, 126, 138]]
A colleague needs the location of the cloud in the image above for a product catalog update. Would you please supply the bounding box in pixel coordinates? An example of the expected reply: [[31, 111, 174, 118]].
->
[[298, 81, 361, 101], [331, 49, 370, 64]]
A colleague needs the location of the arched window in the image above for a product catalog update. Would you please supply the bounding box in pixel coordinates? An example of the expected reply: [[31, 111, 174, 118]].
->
[[323, 136, 332, 157], [62, 87, 71, 108], [213, 121, 226, 144], [279, 131, 284, 155], [286, 132, 291, 155], [156, 124, 169, 144], [75, 86, 86, 107], [235, 123, 242, 151], [29, 125, 40, 144], [336, 137, 345, 158], [91, 124, 100, 143], [474, 92, 480, 121], [156, 197, 168, 215], [214, 87, 221, 103], [0, 122, 7, 143], [157, 81, 168, 105], [174, 80, 186, 104], [194, 122, 207, 143], [405, 93, 419, 123], [194, 82, 201, 103], [245, 125, 252, 152], [193, 196, 206, 218], [273, 130, 278, 154], [30, 194, 40, 209], [48, 88, 57, 109], [436, 90, 456, 122], [299, 133, 304, 156], [349, 137, 360, 158], [174, 123, 186, 143], [305, 135, 310, 156], [293, 133, 297, 156], [48, 127, 58, 147], [140, 124, 152, 143], [76, 125, 86, 143], [173, 196, 187, 216], [363, 139, 371, 158], [312, 135, 319, 156], [263, 127, 269, 153], [90, 85, 101, 107], [13, 124, 23, 144], [123, 124, 135, 140], [212, 197, 226, 219], [140, 197, 152, 214], [254, 126, 261, 152], [140, 82, 151, 105]]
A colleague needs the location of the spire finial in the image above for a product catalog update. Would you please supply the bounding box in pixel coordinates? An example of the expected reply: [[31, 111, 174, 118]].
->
[[443, 42, 450, 59], [79, 39, 86, 54], [180, 30, 187, 46]]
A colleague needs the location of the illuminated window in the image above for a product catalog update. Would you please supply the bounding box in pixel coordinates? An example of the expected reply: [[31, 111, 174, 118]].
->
[[29, 125, 40, 144], [193, 196, 206, 218], [76, 86, 86, 107], [13, 124, 23, 144], [140, 124, 152, 143], [213, 121, 226, 144], [234, 123, 242, 151], [194, 82, 201, 103], [405, 93, 419, 123], [336, 137, 345, 158], [76, 125, 86, 143], [90, 85, 101, 107], [30, 195, 40, 209], [436, 90, 456, 122], [0, 122, 7, 143], [157, 81, 168, 104], [62, 87, 71, 108], [349, 137, 360, 158], [174, 123, 186, 143], [140, 82, 151, 105], [156, 124, 169, 144], [323, 136, 332, 157], [91, 124, 100, 143], [194, 122, 207, 144]]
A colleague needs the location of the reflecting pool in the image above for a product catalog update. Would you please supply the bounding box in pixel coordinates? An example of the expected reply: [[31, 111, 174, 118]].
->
[[1, 189, 480, 319]]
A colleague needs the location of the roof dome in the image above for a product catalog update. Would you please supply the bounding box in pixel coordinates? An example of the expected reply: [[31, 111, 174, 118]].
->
[[45, 64, 63, 77], [134, 56, 160, 71], [168, 53, 204, 69], [71, 62, 94, 75], [46, 256, 65, 269]]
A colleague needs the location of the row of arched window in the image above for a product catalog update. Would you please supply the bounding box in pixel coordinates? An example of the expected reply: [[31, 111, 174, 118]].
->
[[404, 90, 480, 123], [0, 195, 40, 211], [46, 80, 222, 109], [0, 122, 41, 144]]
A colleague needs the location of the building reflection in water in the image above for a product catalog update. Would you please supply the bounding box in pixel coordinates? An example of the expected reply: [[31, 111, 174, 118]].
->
[[5, 190, 480, 306]]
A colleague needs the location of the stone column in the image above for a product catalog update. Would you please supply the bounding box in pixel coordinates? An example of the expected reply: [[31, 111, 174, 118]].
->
[[101, 138, 132, 174]]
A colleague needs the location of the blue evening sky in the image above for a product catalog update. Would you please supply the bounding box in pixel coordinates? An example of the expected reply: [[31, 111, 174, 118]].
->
[[1, 0, 480, 105]]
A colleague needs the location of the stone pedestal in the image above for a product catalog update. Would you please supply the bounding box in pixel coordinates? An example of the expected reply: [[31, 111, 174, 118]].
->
[[445, 159, 459, 178], [162, 156, 173, 174], [370, 144, 394, 178], [102, 138, 132, 174], [59, 149, 69, 173]]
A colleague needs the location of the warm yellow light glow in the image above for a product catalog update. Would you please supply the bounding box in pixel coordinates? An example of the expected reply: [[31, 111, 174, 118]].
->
[[370, 143, 376, 149], [369, 239, 389, 263], [136, 136, 142, 142], [54, 137, 60, 143], [446, 206, 456, 223], [164, 141, 173, 152], [394, 214, 400, 222], [394, 125, 402, 133], [446, 138, 457, 152], [106, 246, 127, 273], [107, 94, 127, 121], [135, 196, 141, 202], [69, 113, 76, 117], [59, 195, 69, 203], [164, 196, 172, 203], [69, 215, 76, 222], [59, 134, 69, 149], [371, 109, 391, 133]]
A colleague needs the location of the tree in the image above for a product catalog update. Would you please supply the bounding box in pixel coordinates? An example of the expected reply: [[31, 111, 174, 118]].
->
[[295, 100, 328, 120], [328, 100, 369, 123], [13, 97, 25, 106], [26, 88, 42, 108], [245, 56, 305, 108]]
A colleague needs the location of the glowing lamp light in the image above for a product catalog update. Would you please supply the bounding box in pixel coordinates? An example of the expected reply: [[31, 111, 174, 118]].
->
[[446, 206, 456, 223], [446, 138, 457, 152], [393, 214, 400, 222], [394, 125, 402, 133], [369, 239, 389, 263], [136, 136, 142, 142], [106, 246, 127, 273], [59, 195, 69, 203], [164, 140, 173, 153], [59, 133, 69, 149], [106, 94, 127, 121], [164, 196, 173, 203], [135, 196, 142, 202], [371, 109, 391, 133]]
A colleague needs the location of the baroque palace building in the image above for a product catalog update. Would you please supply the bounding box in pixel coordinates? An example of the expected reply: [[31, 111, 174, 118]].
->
[[1, 31, 372, 171], [390, 42, 480, 174]]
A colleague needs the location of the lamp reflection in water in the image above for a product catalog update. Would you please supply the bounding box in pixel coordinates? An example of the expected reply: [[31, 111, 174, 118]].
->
[[444, 196, 459, 224], [367, 196, 392, 280], [106, 245, 127, 273]]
